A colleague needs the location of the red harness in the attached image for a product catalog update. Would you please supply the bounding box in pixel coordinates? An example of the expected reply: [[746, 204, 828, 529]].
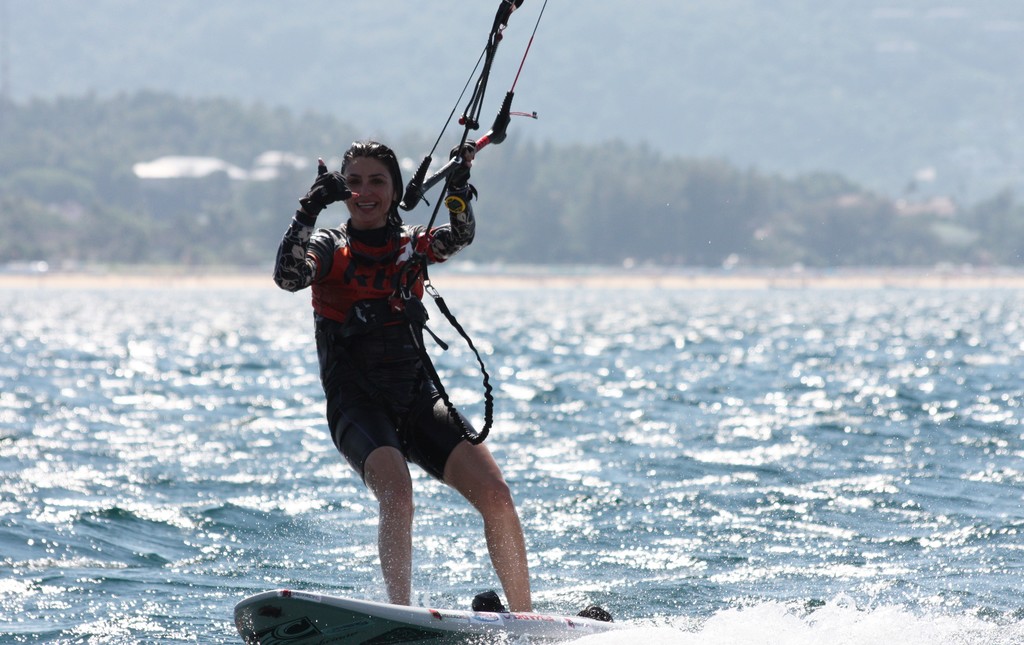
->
[[311, 228, 433, 323]]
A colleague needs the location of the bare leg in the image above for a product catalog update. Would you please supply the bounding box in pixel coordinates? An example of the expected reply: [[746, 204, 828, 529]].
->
[[364, 446, 414, 606], [444, 441, 532, 612]]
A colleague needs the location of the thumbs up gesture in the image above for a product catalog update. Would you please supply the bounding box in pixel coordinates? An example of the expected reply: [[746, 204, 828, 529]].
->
[[298, 158, 356, 216]]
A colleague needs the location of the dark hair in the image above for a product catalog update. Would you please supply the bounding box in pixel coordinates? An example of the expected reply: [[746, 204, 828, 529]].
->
[[341, 140, 405, 228]]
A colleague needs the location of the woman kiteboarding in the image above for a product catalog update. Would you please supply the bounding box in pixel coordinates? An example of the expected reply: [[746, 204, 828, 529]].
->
[[272, 140, 532, 612]]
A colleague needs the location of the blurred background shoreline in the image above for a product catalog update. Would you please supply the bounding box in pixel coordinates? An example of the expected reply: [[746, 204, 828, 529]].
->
[[4, 265, 1024, 291]]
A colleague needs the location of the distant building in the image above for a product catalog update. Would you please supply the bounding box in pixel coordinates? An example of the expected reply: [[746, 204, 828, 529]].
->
[[132, 151, 309, 181], [132, 156, 248, 180], [895, 196, 958, 218]]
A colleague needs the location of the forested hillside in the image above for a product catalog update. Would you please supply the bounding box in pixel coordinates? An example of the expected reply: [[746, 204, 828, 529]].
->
[[2, 94, 1021, 270], [4, 1, 1023, 199]]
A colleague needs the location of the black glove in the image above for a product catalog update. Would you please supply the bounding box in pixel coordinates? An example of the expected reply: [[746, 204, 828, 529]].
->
[[299, 159, 352, 215], [448, 141, 476, 190]]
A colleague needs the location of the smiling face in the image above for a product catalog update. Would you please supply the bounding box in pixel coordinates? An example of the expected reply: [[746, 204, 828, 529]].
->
[[342, 156, 400, 230]]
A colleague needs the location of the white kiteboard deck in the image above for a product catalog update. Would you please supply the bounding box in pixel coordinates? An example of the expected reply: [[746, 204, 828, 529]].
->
[[234, 589, 622, 644]]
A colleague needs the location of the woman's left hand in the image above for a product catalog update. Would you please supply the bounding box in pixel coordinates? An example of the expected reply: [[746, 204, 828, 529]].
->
[[448, 141, 476, 189]]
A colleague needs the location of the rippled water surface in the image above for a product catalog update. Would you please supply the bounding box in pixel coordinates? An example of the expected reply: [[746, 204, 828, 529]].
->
[[2, 280, 1023, 643]]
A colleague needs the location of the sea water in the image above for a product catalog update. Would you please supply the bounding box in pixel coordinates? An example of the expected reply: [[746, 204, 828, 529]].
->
[[1, 279, 1023, 643]]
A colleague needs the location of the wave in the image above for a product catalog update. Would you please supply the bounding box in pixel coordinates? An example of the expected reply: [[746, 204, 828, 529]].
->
[[577, 597, 1024, 645]]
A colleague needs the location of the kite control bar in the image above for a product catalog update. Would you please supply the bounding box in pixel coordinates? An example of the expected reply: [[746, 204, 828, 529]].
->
[[400, 92, 519, 211]]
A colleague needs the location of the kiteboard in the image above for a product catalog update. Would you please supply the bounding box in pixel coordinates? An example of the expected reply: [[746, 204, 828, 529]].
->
[[234, 588, 622, 644]]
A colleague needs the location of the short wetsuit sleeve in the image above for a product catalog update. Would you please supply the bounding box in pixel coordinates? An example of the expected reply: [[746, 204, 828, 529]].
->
[[273, 212, 334, 291]]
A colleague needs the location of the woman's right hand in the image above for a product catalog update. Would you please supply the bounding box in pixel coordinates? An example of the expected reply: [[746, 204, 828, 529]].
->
[[299, 159, 355, 215]]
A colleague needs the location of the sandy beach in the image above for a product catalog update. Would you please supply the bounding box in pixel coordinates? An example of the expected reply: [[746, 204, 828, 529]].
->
[[2, 266, 1024, 291]]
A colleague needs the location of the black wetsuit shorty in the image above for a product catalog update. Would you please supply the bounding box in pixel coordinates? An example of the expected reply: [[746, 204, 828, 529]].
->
[[315, 313, 469, 481]]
